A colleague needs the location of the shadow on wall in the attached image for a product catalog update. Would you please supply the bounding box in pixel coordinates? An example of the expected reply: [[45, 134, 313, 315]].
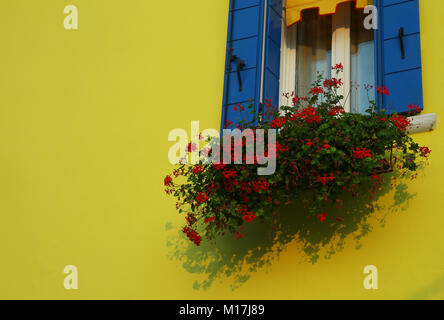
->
[[166, 174, 416, 291]]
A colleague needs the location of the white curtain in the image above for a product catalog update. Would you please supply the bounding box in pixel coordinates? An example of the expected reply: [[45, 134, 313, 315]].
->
[[295, 10, 332, 97]]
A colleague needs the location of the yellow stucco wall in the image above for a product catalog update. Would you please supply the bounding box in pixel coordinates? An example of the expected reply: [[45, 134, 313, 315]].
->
[[0, 0, 443, 299]]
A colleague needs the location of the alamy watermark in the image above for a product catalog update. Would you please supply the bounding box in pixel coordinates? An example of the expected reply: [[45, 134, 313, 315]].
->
[[64, 5, 78, 30], [364, 5, 378, 30], [168, 121, 277, 176], [63, 265, 78, 290], [363, 265, 378, 290]]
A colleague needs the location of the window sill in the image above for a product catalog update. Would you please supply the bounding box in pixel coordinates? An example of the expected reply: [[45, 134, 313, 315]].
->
[[406, 113, 437, 134]]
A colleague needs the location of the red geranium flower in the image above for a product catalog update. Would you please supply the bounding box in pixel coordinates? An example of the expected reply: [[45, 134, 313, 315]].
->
[[352, 147, 373, 159], [292, 96, 302, 105], [328, 106, 345, 116], [192, 165, 203, 174], [323, 78, 343, 88], [292, 106, 321, 124], [305, 139, 314, 147], [376, 85, 390, 96], [212, 163, 226, 171], [182, 226, 202, 246], [310, 86, 324, 95], [164, 175, 173, 186], [224, 120, 233, 129], [196, 191, 209, 205], [419, 146, 431, 158], [204, 216, 216, 224], [390, 115, 411, 131], [332, 63, 343, 71], [242, 213, 257, 223], [270, 116, 287, 129], [408, 103, 421, 115], [316, 173, 335, 185], [222, 169, 238, 179]]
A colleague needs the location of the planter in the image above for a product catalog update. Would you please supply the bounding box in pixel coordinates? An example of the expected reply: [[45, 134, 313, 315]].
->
[[165, 69, 431, 246]]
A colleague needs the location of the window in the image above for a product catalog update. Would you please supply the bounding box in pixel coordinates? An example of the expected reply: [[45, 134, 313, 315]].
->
[[221, 0, 424, 131], [280, 2, 375, 113]]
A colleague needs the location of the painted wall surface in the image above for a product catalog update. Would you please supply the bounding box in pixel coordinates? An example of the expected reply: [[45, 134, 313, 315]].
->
[[0, 0, 443, 299]]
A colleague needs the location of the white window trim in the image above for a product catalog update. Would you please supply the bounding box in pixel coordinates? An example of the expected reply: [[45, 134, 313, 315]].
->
[[279, 10, 297, 109], [279, 0, 297, 106]]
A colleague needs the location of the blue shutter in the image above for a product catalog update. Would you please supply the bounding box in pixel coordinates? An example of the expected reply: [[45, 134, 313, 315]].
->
[[374, 0, 423, 114], [221, 0, 282, 130]]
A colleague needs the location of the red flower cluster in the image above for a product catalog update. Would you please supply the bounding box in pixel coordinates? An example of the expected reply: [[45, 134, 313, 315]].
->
[[182, 226, 202, 246], [390, 115, 411, 131], [322, 141, 331, 150], [239, 178, 270, 194], [196, 191, 209, 205], [419, 146, 431, 158], [252, 178, 269, 192], [353, 147, 373, 159], [262, 99, 279, 118], [222, 169, 238, 179], [292, 106, 321, 124], [212, 163, 226, 171], [233, 104, 245, 111], [316, 173, 335, 186], [173, 168, 185, 177], [323, 78, 343, 88], [237, 205, 257, 223], [292, 96, 306, 106], [234, 229, 245, 240], [408, 103, 421, 115], [372, 172, 381, 182], [270, 116, 287, 129], [223, 179, 238, 192], [376, 85, 390, 96], [204, 216, 216, 224], [276, 142, 289, 153], [164, 175, 173, 186], [328, 106, 345, 116], [224, 120, 234, 129], [317, 213, 328, 222], [271, 106, 322, 127], [192, 165, 203, 174], [305, 139, 314, 147], [310, 86, 324, 95], [332, 63, 343, 71]]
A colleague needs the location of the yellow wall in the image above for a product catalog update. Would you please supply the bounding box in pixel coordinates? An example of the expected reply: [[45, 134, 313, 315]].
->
[[0, 0, 443, 299]]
